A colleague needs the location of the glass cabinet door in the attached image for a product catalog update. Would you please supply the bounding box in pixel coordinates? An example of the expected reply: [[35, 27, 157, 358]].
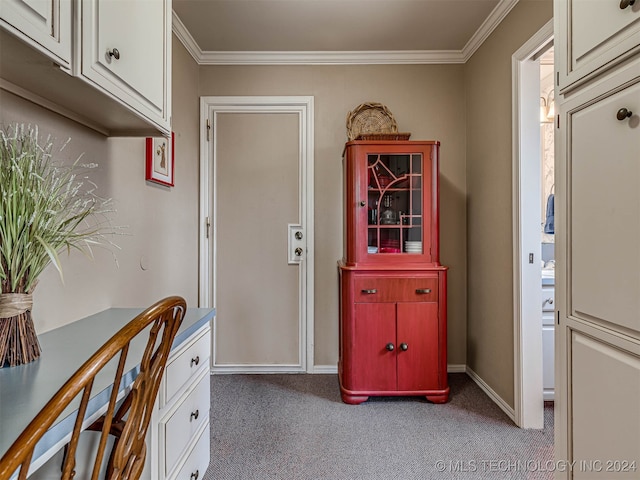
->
[[366, 153, 424, 255]]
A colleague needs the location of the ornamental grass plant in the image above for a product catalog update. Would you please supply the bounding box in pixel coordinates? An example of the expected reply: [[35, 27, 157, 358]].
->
[[0, 124, 118, 367]]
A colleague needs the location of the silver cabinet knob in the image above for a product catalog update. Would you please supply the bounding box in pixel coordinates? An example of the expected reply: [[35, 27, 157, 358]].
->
[[295, 231, 303, 240], [295, 247, 303, 256], [107, 48, 120, 60]]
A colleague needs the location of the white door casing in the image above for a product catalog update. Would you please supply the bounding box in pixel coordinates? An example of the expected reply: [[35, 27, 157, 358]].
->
[[511, 20, 553, 429], [199, 96, 314, 373]]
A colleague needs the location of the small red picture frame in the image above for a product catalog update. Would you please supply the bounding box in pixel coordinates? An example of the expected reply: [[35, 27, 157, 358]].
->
[[145, 132, 175, 186]]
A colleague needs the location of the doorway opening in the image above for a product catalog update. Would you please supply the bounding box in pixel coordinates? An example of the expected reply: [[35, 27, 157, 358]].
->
[[512, 20, 553, 429]]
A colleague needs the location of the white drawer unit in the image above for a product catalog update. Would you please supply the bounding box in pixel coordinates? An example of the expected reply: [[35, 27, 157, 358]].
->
[[153, 322, 211, 480], [162, 326, 211, 407], [173, 426, 210, 480], [162, 371, 210, 477]]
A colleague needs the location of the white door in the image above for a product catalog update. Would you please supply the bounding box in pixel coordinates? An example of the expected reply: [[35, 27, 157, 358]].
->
[[199, 97, 314, 373]]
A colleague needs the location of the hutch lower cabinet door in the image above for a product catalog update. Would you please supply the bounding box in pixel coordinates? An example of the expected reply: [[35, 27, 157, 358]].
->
[[338, 269, 449, 404]]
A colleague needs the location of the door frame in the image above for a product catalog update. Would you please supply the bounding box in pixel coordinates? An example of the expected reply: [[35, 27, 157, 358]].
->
[[511, 20, 553, 428], [199, 96, 315, 373]]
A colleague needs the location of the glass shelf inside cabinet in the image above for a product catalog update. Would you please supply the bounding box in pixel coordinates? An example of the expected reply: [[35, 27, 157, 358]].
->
[[367, 153, 422, 255]]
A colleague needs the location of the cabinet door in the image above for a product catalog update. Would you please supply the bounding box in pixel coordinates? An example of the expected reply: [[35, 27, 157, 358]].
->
[[0, 0, 71, 67], [556, 0, 640, 92], [396, 302, 439, 391], [81, 0, 170, 132], [570, 331, 640, 479], [365, 150, 433, 261], [569, 75, 640, 333], [351, 303, 397, 391], [343, 141, 440, 267]]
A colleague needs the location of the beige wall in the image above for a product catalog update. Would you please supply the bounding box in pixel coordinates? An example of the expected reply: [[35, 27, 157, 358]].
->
[[464, 0, 553, 407], [0, 35, 201, 333], [199, 64, 468, 367]]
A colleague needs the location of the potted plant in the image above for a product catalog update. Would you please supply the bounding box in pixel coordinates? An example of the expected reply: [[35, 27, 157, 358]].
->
[[0, 124, 117, 367]]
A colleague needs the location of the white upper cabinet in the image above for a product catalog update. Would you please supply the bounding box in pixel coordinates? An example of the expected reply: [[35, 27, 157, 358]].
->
[[0, 0, 171, 136], [79, 0, 171, 133], [0, 0, 72, 68], [556, 0, 640, 93]]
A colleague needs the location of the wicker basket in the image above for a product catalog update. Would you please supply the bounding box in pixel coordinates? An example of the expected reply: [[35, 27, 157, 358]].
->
[[346, 102, 399, 141]]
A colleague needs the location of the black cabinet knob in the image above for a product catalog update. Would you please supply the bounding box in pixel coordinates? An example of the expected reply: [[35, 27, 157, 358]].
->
[[617, 108, 633, 121], [191, 355, 200, 367], [107, 48, 120, 60], [386, 343, 394, 351], [620, 0, 636, 10]]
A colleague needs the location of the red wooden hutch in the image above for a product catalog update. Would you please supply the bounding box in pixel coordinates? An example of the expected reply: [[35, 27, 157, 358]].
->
[[338, 140, 449, 404]]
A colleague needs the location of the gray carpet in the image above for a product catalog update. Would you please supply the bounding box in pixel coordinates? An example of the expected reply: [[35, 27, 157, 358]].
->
[[204, 373, 554, 479]]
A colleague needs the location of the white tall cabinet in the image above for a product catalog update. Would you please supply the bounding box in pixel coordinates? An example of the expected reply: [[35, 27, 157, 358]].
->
[[555, 1, 640, 478]]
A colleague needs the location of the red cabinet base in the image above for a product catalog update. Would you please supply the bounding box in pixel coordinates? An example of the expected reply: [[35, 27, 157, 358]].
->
[[338, 266, 449, 404]]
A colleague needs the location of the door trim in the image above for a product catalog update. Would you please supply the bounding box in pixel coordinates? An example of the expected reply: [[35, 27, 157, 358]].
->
[[511, 20, 553, 428], [198, 96, 315, 373]]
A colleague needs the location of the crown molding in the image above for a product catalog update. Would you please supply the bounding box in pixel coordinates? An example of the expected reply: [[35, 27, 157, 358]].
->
[[171, 10, 202, 63], [461, 0, 520, 61], [172, 0, 520, 66], [195, 50, 466, 65]]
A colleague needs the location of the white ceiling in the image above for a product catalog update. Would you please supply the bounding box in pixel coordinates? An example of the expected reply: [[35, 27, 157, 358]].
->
[[172, 0, 519, 65]]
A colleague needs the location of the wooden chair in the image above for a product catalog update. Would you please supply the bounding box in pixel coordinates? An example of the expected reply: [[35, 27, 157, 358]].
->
[[0, 296, 187, 480]]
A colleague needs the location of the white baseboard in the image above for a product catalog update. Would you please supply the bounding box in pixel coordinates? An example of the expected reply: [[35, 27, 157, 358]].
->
[[447, 364, 467, 373], [312, 364, 338, 374], [211, 364, 305, 374], [465, 366, 515, 422]]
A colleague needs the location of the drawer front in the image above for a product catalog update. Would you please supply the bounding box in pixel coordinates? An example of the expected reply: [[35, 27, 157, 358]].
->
[[354, 276, 438, 303], [163, 329, 210, 406], [541, 286, 555, 312], [162, 372, 210, 477], [172, 425, 210, 480]]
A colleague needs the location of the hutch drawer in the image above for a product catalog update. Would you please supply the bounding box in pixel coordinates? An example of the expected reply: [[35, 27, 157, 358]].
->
[[353, 276, 438, 303]]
